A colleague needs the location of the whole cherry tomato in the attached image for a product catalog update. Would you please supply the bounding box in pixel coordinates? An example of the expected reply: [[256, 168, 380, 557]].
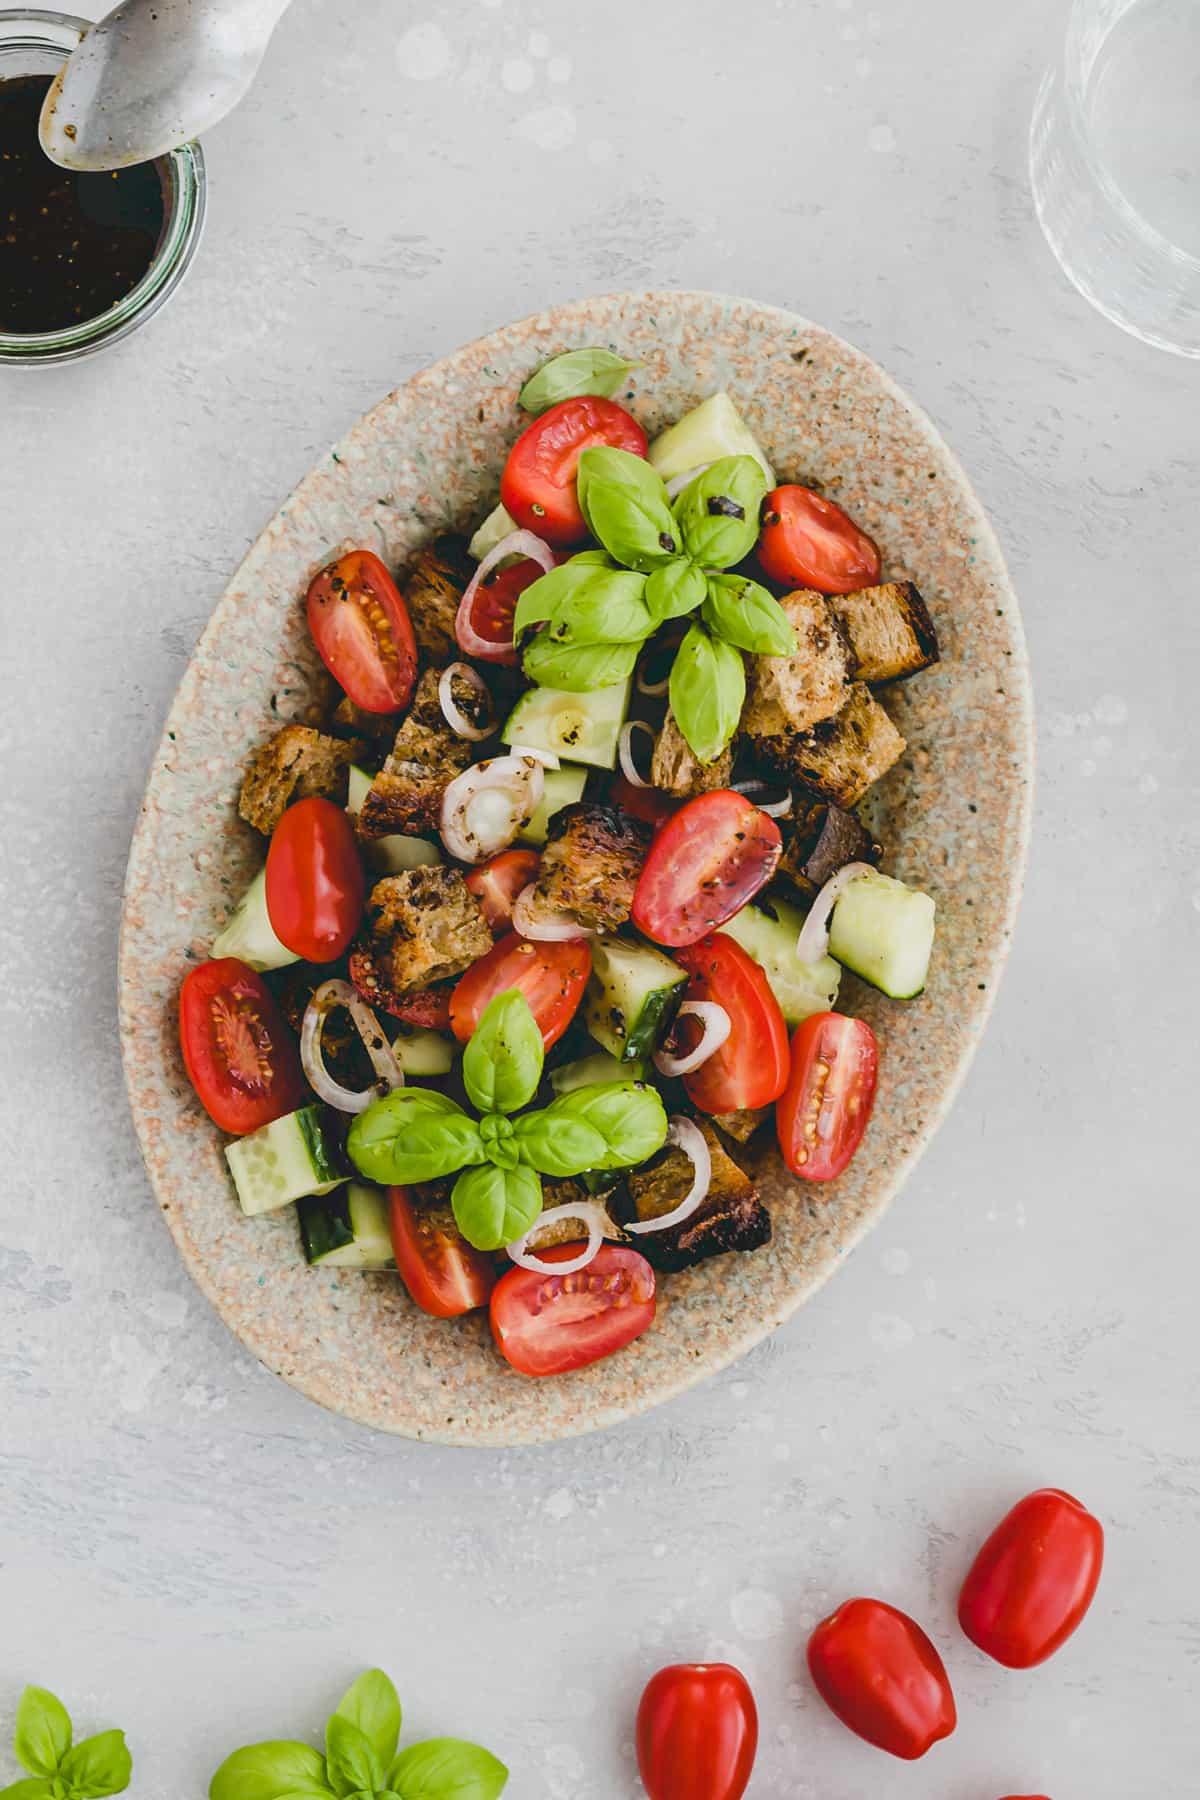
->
[[389, 1188, 495, 1318], [757, 485, 881, 594], [306, 549, 417, 713], [807, 1597, 957, 1760], [265, 796, 366, 963], [500, 397, 647, 546], [674, 933, 789, 1113], [776, 1011, 879, 1181], [631, 790, 781, 947], [958, 1488, 1104, 1669], [636, 1663, 758, 1800], [178, 958, 306, 1136]]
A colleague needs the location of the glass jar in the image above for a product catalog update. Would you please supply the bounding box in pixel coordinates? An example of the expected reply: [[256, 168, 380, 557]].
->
[[0, 7, 206, 365]]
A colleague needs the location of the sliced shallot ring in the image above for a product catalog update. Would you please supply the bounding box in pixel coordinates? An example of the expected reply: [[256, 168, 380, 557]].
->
[[507, 742, 560, 769], [664, 461, 714, 500], [795, 861, 876, 964], [300, 978, 405, 1115], [439, 754, 545, 864], [511, 882, 596, 942], [732, 778, 793, 819], [625, 1117, 711, 1235], [454, 529, 555, 659], [506, 1202, 610, 1275], [618, 719, 657, 789], [652, 1001, 731, 1077], [438, 662, 494, 741], [635, 649, 672, 698]]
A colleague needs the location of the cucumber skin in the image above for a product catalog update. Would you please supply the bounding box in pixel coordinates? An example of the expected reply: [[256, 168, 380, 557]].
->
[[721, 899, 841, 1025], [584, 940, 687, 1062], [828, 872, 936, 1000], [299, 1183, 395, 1267], [225, 1105, 347, 1217]]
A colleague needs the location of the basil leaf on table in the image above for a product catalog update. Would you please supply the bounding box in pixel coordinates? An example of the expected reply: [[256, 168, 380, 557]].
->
[[330, 1671, 401, 1775], [451, 1163, 543, 1251], [668, 622, 745, 763], [208, 1740, 332, 1800], [522, 633, 641, 692], [387, 1737, 508, 1800], [324, 1718, 380, 1800], [534, 1082, 669, 1171], [576, 448, 680, 572], [702, 573, 796, 656], [672, 454, 767, 570], [512, 1110, 610, 1179], [644, 557, 707, 624], [13, 1691, 71, 1780], [58, 1733, 132, 1800], [462, 991, 544, 1115], [518, 347, 639, 413], [348, 1093, 483, 1186]]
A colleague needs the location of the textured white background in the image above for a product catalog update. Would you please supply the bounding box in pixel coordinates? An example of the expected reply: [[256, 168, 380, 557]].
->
[[3, 0, 1198, 1793]]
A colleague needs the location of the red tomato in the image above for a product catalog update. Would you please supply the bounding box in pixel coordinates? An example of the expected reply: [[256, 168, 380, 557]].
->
[[450, 932, 590, 1051], [674, 933, 789, 1113], [631, 790, 781, 948], [306, 549, 418, 713], [465, 847, 541, 935], [808, 1597, 957, 1761], [958, 1489, 1104, 1669], [776, 1011, 878, 1182], [490, 1242, 656, 1377], [758, 485, 881, 595], [178, 957, 305, 1136], [610, 773, 678, 831], [456, 557, 545, 666], [265, 796, 366, 964], [500, 397, 647, 546], [636, 1664, 758, 1800], [389, 1188, 495, 1318], [390, 986, 453, 1030]]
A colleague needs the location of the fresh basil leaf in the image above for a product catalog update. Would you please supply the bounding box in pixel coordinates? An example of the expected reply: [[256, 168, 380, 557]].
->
[[518, 348, 639, 413], [510, 556, 613, 641], [58, 1732, 130, 1800], [644, 558, 707, 624], [522, 633, 641, 692], [577, 448, 679, 572], [668, 623, 745, 763], [451, 1163, 542, 1251], [538, 1082, 668, 1171], [14, 1690, 71, 1779], [672, 455, 767, 570], [512, 1109, 610, 1178], [348, 1093, 483, 1186], [387, 1738, 508, 1800], [0, 1780, 57, 1799], [548, 580, 655, 647], [478, 1114, 520, 1170], [702, 573, 796, 656], [331, 1672, 401, 1775], [208, 1740, 332, 1800], [324, 1719, 379, 1800], [462, 990, 544, 1115]]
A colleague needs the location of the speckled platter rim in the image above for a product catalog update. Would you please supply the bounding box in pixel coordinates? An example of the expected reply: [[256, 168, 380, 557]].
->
[[119, 290, 1033, 1446]]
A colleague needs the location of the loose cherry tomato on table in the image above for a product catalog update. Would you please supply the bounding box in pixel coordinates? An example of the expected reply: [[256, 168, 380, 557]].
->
[[757, 485, 881, 595], [958, 1488, 1104, 1669], [500, 396, 648, 546], [610, 774, 678, 831], [674, 933, 789, 1113], [631, 790, 782, 948], [807, 1596, 957, 1760], [449, 931, 591, 1051], [490, 1242, 656, 1377], [636, 1663, 758, 1800], [456, 557, 546, 666], [388, 1188, 495, 1318], [306, 549, 418, 713], [179, 957, 306, 1135], [776, 1011, 878, 1182], [265, 796, 366, 964], [465, 847, 541, 934]]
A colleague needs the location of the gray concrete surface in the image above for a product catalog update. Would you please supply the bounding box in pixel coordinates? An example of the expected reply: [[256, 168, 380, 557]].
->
[[3, 0, 1198, 1793]]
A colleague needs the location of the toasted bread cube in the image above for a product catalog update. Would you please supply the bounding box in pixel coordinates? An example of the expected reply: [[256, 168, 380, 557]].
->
[[712, 1106, 771, 1145], [779, 799, 882, 899], [740, 588, 852, 739], [748, 682, 905, 809], [531, 1180, 628, 1248], [238, 724, 362, 835], [404, 535, 474, 663], [832, 581, 939, 684], [357, 669, 474, 837], [622, 1119, 771, 1273], [650, 708, 734, 799], [534, 803, 649, 932], [358, 866, 490, 997]]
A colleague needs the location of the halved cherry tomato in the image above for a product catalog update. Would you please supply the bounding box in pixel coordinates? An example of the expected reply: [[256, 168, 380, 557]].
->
[[456, 557, 546, 666], [637, 1664, 758, 1800], [389, 1187, 495, 1318], [958, 1489, 1104, 1669], [777, 1011, 878, 1181], [500, 397, 647, 546], [265, 796, 365, 964], [450, 932, 590, 1051], [490, 1242, 656, 1377], [610, 773, 678, 831], [675, 933, 789, 1113], [758, 485, 881, 595], [178, 957, 306, 1135], [631, 790, 781, 948], [306, 549, 418, 713], [465, 848, 541, 935], [389, 985, 453, 1030], [807, 1597, 957, 1761]]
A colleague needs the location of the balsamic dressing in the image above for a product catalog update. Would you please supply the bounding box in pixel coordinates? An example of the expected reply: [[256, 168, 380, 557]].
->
[[0, 74, 165, 333]]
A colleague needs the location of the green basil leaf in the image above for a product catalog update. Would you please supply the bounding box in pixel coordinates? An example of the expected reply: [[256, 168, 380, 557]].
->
[[451, 1163, 542, 1251], [14, 1690, 71, 1779], [672, 455, 767, 569], [518, 348, 639, 413], [522, 633, 641, 692], [512, 1109, 610, 1178], [0, 1779, 57, 1799], [348, 1092, 482, 1186], [478, 1115, 519, 1170], [323, 1719, 379, 1800], [462, 990, 544, 1115], [57, 1733, 130, 1800], [576, 447, 679, 572], [537, 1082, 669, 1171], [331, 1671, 401, 1774], [668, 623, 745, 763], [510, 556, 611, 640], [208, 1740, 332, 1800], [387, 1738, 508, 1800], [702, 573, 796, 656], [644, 558, 707, 624]]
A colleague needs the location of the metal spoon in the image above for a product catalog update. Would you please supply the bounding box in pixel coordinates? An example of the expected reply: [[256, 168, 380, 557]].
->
[[39, 0, 295, 171]]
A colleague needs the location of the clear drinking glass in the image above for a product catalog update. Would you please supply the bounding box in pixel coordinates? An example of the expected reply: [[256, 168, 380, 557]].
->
[[1030, 0, 1200, 356]]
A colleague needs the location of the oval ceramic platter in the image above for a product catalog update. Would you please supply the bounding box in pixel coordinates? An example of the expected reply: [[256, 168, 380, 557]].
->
[[119, 291, 1032, 1446]]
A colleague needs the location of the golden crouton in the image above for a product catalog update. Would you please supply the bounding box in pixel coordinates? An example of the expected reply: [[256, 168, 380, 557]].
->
[[357, 669, 475, 838], [356, 866, 491, 997], [238, 724, 362, 835], [740, 588, 852, 739], [621, 1118, 771, 1273], [778, 799, 882, 899], [534, 803, 649, 932], [404, 536, 474, 663], [650, 708, 734, 798], [748, 682, 906, 809], [832, 581, 939, 684]]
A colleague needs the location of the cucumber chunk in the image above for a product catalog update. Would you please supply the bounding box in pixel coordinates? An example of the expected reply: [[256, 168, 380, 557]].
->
[[225, 1106, 348, 1217], [828, 869, 936, 999], [648, 391, 774, 486], [298, 1182, 395, 1268], [585, 938, 686, 1063], [722, 897, 841, 1026], [468, 501, 519, 561], [517, 763, 589, 846], [391, 1025, 456, 1076], [503, 680, 631, 770], [210, 868, 300, 973], [346, 764, 373, 814], [347, 765, 442, 874], [550, 1049, 648, 1093]]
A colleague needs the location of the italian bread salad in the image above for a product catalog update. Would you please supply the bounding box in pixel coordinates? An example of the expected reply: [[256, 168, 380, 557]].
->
[[178, 351, 941, 1380]]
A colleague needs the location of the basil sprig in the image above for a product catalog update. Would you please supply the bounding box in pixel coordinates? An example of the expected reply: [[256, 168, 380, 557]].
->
[[209, 1668, 507, 1800], [346, 992, 668, 1251], [518, 347, 640, 413], [2, 1686, 132, 1800]]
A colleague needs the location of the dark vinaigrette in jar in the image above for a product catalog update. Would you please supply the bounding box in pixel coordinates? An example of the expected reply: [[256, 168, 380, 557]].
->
[[0, 74, 165, 333]]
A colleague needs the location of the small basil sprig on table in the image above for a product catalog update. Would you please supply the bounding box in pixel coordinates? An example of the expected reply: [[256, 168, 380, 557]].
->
[[2, 1685, 132, 1800], [518, 347, 641, 413]]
